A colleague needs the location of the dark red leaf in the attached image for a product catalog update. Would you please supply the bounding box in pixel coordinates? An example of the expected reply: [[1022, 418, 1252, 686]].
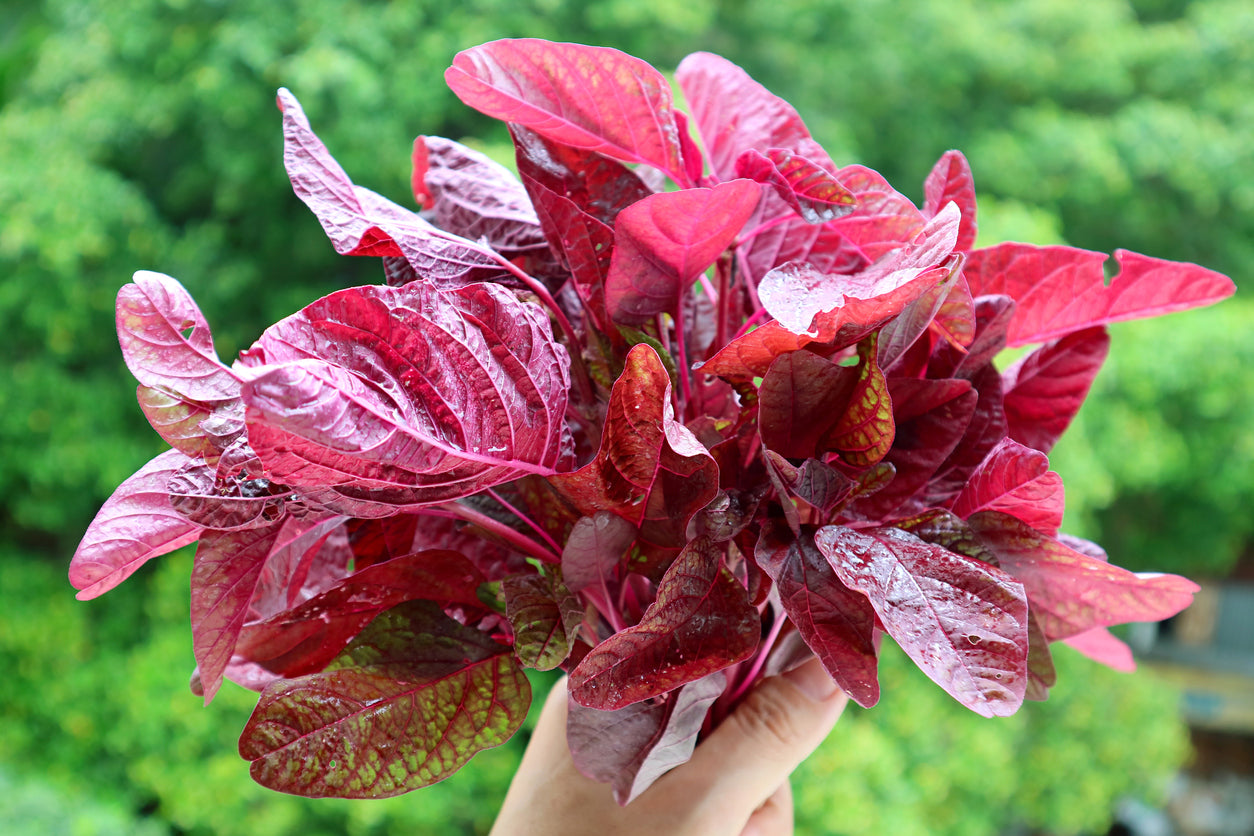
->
[[237, 282, 569, 512], [922, 363, 1008, 507], [510, 125, 652, 225], [736, 192, 869, 290], [734, 148, 856, 224], [247, 515, 352, 622], [951, 438, 1064, 534], [1025, 611, 1057, 701], [928, 294, 1017, 380], [605, 180, 761, 324], [816, 525, 1029, 717], [70, 449, 203, 600], [569, 536, 759, 709], [875, 258, 965, 370], [675, 52, 812, 182], [922, 150, 977, 252], [964, 244, 1235, 347], [502, 571, 585, 670], [240, 600, 529, 798], [567, 671, 726, 804], [968, 511, 1199, 641], [755, 522, 879, 707], [758, 351, 857, 461], [446, 39, 687, 184], [1001, 326, 1110, 453], [561, 511, 637, 595]]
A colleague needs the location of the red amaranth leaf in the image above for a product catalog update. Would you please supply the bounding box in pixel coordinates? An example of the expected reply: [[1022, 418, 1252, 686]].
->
[[605, 180, 761, 325], [510, 125, 652, 225], [755, 522, 879, 707], [922, 363, 1008, 507], [167, 455, 290, 532], [968, 511, 1199, 641], [734, 148, 856, 224], [922, 150, 977, 252], [240, 600, 529, 798], [963, 244, 1236, 347], [237, 282, 569, 512], [951, 438, 1065, 534], [278, 88, 511, 288], [502, 571, 584, 670], [549, 345, 718, 562], [446, 39, 687, 184], [567, 671, 726, 805], [561, 511, 637, 595], [569, 536, 759, 709], [136, 384, 241, 460], [1062, 626, 1136, 673], [1025, 611, 1058, 701], [116, 271, 241, 403], [70, 449, 203, 600], [816, 525, 1029, 717], [826, 165, 927, 263], [1001, 326, 1110, 454]]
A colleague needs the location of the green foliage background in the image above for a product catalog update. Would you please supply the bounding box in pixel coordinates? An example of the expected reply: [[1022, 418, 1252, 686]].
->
[[2, 0, 1245, 833]]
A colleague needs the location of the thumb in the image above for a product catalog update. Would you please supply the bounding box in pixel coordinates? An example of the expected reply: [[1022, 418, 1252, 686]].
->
[[664, 659, 848, 831]]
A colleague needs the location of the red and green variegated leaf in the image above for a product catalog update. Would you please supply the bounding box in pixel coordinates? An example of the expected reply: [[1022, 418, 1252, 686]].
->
[[502, 571, 584, 670], [236, 550, 486, 677], [240, 600, 529, 798], [446, 39, 687, 184], [951, 438, 1064, 534], [758, 350, 857, 461], [237, 281, 569, 512], [605, 180, 761, 325], [755, 522, 879, 707], [567, 670, 726, 805], [192, 516, 343, 703], [922, 150, 978, 252], [278, 89, 511, 288], [825, 338, 894, 468], [569, 537, 759, 709], [1062, 626, 1136, 673], [411, 135, 547, 255], [816, 525, 1029, 718], [549, 345, 718, 560], [964, 244, 1235, 347], [561, 511, 637, 595], [675, 52, 812, 182], [968, 511, 1199, 641], [70, 449, 203, 600], [929, 272, 977, 350], [117, 272, 241, 403], [1001, 326, 1110, 454], [734, 148, 856, 224]]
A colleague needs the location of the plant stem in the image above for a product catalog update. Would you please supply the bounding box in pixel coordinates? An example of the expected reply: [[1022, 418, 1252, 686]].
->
[[487, 487, 562, 555], [431, 501, 560, 564]]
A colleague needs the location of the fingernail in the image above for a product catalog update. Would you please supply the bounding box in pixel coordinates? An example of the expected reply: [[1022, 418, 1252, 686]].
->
[[782, 658, 841, 702]]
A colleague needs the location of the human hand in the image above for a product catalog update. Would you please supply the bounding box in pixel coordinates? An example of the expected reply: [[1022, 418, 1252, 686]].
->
[[490, 658, 849, 836]]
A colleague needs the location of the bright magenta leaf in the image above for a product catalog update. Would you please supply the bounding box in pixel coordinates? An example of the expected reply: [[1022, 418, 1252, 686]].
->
[[568, 671, 726, 804], [816, 525, 1029, 718], [605, 180, 761, 324], [969, 512, 1199, 641], [1062, 626, 1136, 673], [240, 601, 529, 798], [570, 537, 759, 709], [167, 455, 290, 532], [951, 438, 1064, 533], [755, 522, 879, 707], [1001, 326, 1110, 454], [922, 150, 977, 252], [826, 165, 927, 263], [735, 148, 856, 224], [446, 39, 687, 184], [70, 449, 203, 600], [964, 244, 1236, 347]]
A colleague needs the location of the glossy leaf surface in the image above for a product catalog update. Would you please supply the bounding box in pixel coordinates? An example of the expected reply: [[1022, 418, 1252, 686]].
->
[[1001, 326, 1110, 454], [951, 438, 1064, 533]]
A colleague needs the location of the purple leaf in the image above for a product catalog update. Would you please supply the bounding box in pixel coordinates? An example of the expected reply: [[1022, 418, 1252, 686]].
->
[[922, 150, 977, 252], [605, 180, 761, 324], [570, 537, 759, 709], [240, 600, 529, 798], [755, 522, 879, 707], [816, 525, 1029, 717], [968, 511, 1199, 641], [116, 271, 241, 403], [236, 549, 486, 677], [951, 438, 1065, 534], [70, 449, 203, 600], [502, 571, 585, 670], [1001, 326, 1110, 454], [964, 244, 1236, 347], [567, 671, 726, 804], [278, 89, 511, 288], [446, 39, 687, 184], [412, 135, 548, 254], [561, 511, 637, 595], [675, 52, 813, 182], [238, 282, 569, 511], [734, 148, 856, 224], [191, 515, 344, 703], [549, 345, 718, 563]]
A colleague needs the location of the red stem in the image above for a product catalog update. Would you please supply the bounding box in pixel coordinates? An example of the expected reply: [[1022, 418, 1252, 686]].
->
[[431, 501, 560, 564]]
